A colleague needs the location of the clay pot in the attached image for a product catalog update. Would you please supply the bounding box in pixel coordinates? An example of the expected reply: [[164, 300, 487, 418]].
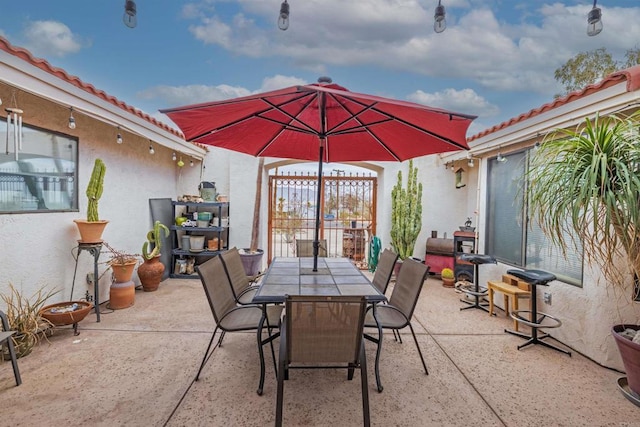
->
[[110, 259, 137, 283], [138, 255, 165, 292], [73, 219, 109, 243], [612, 324, 640, 395], [109, 280, 135, 309]]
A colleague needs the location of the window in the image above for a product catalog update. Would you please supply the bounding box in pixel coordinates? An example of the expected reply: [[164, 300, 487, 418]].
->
[[0, 119, 77, 213], [486, 149, 583, 286]]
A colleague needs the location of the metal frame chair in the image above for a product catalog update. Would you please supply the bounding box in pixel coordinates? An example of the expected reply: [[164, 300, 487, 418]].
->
[[195, 255, 282, 395], [371, 249, 399, 295], [0, 310, 22, 386], [219, 247, 261, 305], [276, 295, 370, 427], [364, 258, 430, 392]]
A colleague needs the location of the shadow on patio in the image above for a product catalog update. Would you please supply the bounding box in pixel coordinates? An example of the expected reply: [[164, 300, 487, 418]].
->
[[1, 275, 637, 426]]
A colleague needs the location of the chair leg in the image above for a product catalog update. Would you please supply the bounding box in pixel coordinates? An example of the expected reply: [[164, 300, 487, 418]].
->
[[275, 326, 287, 427], [374, 322, 384, 393], [257, 315, 267, 396], [195, 326, 219, 381], [6, 337, 22, 386], [359, 341, 371, 427], [408, 323, 428, 375]]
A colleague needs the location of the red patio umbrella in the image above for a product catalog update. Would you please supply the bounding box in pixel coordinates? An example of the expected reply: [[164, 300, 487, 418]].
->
[[161, 78, 476, 270]]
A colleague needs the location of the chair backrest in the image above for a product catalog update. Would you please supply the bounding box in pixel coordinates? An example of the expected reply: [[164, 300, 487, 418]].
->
[[388, 258, 430, 321], [285, 295, 367, 365], [295, 239, 327, 257], [371, 249, 399, 294], [196, 255, 237, 324], [0, 310, 16, 342], [219, 247, 251, 298]]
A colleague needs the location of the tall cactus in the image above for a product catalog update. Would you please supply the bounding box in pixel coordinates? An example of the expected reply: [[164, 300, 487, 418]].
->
[[142, 220, 170, 260], [390, 160, 423, 259], [86, 159, 106, 222]]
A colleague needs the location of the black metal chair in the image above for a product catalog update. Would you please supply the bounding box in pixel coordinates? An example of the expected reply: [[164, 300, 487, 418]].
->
[[0, 310, 22, 386], [505, 269, 571, 356], [276, 295, 370, 427], [458, 253, 496, 313]]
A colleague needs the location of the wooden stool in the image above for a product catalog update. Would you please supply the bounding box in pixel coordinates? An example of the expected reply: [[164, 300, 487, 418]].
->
[[487, 280, 531, 331]]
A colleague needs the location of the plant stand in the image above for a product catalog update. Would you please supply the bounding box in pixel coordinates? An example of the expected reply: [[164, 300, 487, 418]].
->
[[71, 243, 102, 322]]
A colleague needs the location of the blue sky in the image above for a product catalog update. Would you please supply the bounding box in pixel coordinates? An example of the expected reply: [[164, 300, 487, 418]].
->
[[1, 0, 638, 141]]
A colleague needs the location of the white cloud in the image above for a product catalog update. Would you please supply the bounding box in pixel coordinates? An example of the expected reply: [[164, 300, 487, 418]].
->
[[22, 20, 85, 57], [407, 88, 499, 118]]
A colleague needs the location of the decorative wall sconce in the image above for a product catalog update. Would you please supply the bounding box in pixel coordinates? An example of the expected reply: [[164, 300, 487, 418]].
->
[[278, 0, 290, 31], [434, 0, 446, 33], [68, 107, 76, 129], [587, 0, 602, 36], [123, 0, 137, 28], [455, 168, 466, 188]]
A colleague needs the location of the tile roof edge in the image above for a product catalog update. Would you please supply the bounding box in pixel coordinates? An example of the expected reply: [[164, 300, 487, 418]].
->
[[0, 36, 207, 151], [467, 65, 640, 143]]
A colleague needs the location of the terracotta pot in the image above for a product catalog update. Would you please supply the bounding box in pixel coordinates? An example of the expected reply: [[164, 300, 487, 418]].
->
[[442, 277, 455, 288], [73, 219, 109, 243], [109, 280, 135, 309], [138, 255, 165, 292], [612, 324, 640, 395], [110, 259, 137, 283], [40, 301, 93, 326]]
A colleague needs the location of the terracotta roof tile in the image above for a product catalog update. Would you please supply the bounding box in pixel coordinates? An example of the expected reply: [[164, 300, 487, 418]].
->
[[468, 65, 640, 142], [0, 36, 205, 149]]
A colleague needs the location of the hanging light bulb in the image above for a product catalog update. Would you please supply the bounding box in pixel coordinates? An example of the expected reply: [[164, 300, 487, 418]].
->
[[278, 0, 290, 31], [434, 0, 446, 33], [68, 107, 76, 129], [190, 159, 194, 167], [116, 127, 123, 144], [587, 0, 602, 36], [177, 156, 184, 167], [172, 152, 177, 161], [149, 141, 155, 155], [468, 158, 474, 167], [497, 152, 507, 163], [123, 0, 137, 28]]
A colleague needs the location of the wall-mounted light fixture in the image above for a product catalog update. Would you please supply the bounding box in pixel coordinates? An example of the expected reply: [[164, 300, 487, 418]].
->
[[149, 141, 155, 155], [68, 107, 76, 129], [123, 0, 137, 28], [278, 0, 290, 30], [434, 0, 446, 33], [116, 127, 123, 144], [587, 0, 602, 36]]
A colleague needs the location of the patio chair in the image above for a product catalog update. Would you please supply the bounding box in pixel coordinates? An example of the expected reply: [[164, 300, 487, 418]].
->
[[276, 295, 370, 427], [219, 247, 261, 305], [295, 239, 327, 257], [364, 257, 430, 392], [371, 249, 399, 295], [0, 310, 22, 386], [195, 255, 282, 395]]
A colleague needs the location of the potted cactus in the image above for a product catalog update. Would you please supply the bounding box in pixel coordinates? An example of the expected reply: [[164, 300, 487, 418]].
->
[[137, 221, 170, 292], [74, 159, 108, 243], [441, 268, 455, 288], [390, 159, 423, 261]]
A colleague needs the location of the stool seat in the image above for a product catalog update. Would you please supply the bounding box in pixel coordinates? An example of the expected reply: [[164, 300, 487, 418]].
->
[[506, 269, 555, 285], [460, 254, 496, 265]]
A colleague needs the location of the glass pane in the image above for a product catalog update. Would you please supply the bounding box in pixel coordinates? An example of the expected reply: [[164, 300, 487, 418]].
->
[[486, 152, 526, 264], [525, 221, 583, 286], [0, 119, 77, 213]]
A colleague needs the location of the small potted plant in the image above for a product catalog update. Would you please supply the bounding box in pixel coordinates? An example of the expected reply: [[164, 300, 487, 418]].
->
[[103, 242, 139, 284], [1, 283, 58, 359], [138, 221, 170, 292], [441, 268, 455, 288], [74, 159, 108, 243]]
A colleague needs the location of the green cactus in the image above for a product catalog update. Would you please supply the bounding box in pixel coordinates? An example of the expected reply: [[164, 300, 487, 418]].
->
[[86, 159, 106, 222], [142, 220, 170, 260], [390, 160, 423, 260]]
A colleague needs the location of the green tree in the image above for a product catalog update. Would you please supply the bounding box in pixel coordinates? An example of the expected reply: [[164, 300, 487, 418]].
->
[[554, 47, 640, 96]]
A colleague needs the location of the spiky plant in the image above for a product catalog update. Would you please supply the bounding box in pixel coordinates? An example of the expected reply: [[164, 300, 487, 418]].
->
[[86, 159, 106, 222], [525, 112, 640, 299], [390, 159, 423, 259], [142, 221, 170, 260]]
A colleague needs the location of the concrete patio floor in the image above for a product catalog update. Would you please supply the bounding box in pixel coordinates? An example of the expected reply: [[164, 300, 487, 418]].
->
[[1, 274, 638, 426]]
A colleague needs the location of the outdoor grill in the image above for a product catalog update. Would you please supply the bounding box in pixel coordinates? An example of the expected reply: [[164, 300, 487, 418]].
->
[[425, 237, 454, 274]]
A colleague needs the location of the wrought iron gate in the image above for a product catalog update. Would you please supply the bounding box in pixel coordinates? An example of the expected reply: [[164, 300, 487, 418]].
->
[[268, 171, 377, 268]]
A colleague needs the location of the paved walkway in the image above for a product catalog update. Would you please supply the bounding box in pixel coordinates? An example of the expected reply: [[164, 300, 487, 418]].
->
[[1, 275, 638, 426]]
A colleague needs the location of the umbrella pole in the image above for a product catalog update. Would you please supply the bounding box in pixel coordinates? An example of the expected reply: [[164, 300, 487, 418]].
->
[[313, 141, 324, 271]]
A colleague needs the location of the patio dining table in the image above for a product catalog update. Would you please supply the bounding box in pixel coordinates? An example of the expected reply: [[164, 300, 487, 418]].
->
[[252, 256, 387, 392]]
